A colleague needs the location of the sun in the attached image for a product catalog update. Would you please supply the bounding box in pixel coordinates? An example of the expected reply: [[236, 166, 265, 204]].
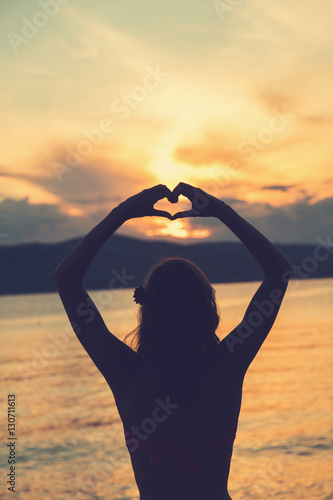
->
[[150, 158, 193, 188], [146, 218, 210, 240], [146, 219, 188, 238], [148, 132, 197, 188]]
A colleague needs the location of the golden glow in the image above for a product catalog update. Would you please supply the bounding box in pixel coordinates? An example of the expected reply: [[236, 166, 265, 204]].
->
[[60, 206, 85, 217], [146, 218, 210, 239], [149, 141, 194, 188], [146, 219, 188, 238], [2, 2, 333, 244], [191, 228, 211, 238], [153, 195, 192, 216]]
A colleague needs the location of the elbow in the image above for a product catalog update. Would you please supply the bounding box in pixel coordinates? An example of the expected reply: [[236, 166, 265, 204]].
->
[[52, 261, 70, 283], [283, 258, 293, 276], [277, 255, 293, 275], [280, 261, 293, 283], [52, 267, 67, 286], [281, 266, 293, 284], [52, 265, 61, 281], [52, 268, 80, 289], [266, 261, 293, 282], [52, 270, 62, 286]]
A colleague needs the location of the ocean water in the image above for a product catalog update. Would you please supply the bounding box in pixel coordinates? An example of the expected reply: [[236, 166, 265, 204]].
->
[[0, 278, 332, 499]]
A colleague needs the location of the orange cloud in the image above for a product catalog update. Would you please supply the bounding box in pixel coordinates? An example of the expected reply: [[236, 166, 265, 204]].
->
[[173, 132, 245, 169]]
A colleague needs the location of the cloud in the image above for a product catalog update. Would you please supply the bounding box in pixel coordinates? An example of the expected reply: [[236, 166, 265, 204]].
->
[[1, 0, 333, 249], [0, 149, 159, 210], [257, 87, 298, 115], [176, 196, 333, 245], [261, 196, 333, 244], [1, 195, 332, 246], [173, 131, 247, 169], [0, 198, 75, 245], [0, 197, 129, 245], [257, 86, 333, 130], [262, 185, 296, 192], [258, 197, 333, 243], [300, 115, 333, 126]]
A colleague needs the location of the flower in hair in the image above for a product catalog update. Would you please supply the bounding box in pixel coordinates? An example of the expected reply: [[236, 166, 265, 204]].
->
[[133, 285, 145, 305]]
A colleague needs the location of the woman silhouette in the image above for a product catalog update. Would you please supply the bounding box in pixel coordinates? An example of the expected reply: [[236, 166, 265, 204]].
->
[[53, 182, 292, 500]]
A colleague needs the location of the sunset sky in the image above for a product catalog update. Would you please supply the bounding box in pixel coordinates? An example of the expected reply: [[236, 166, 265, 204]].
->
[[1, 0, 332, 246]]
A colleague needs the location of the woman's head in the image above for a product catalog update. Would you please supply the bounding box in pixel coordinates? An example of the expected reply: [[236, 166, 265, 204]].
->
[[124, 257, 221, 398]]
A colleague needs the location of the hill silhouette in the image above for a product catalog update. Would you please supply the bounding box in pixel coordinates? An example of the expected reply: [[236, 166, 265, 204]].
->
[[0, 235, 332, 295]]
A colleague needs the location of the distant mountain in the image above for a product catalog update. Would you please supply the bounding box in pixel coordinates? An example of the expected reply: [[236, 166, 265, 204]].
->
[[0, 235, 332, 295]]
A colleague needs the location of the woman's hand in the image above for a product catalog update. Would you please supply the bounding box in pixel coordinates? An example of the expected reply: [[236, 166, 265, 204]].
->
[[171, 182, 224, 219], [115, 184, 175, 220]]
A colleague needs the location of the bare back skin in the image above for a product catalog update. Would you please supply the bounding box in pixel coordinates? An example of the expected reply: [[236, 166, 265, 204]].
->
[[113, 350, 242, 500]]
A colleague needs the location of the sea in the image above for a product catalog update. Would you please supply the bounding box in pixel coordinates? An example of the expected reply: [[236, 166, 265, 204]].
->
[[1, 278, 332, 500]]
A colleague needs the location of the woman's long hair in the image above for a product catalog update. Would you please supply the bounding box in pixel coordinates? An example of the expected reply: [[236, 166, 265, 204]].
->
[[124, 257, 222, 404]]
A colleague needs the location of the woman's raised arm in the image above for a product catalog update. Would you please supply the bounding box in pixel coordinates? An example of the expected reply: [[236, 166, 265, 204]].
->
[[172, 181, 292, 280], [52, 185, 174, 388], [171, 182, 292, 374], [52, 184, 174, 286]]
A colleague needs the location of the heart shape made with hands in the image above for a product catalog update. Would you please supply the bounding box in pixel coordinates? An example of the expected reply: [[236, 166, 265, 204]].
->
[[154, 191, 193, 220]]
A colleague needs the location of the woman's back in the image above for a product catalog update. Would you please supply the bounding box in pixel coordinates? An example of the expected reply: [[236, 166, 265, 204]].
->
[[112, 343, 244, 500]]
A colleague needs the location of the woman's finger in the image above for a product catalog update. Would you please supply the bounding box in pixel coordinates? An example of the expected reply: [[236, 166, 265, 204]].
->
[[152, 209, 173, 220], [146, 184, 172, 195], [171, 210, 195, 219], [172, 182, 195, 201], [146, 185, 174, 203]]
